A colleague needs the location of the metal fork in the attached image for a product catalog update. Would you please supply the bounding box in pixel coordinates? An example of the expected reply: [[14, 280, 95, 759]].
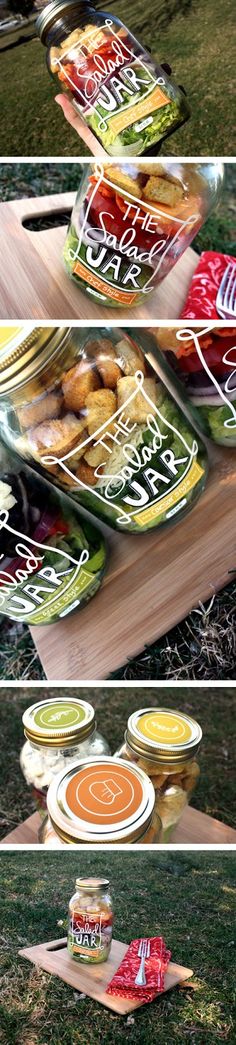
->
[[135, 939, 150, 986], [216, 262, 236, 318]]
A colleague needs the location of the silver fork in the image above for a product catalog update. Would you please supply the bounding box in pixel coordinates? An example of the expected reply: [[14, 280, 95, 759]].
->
[[135, 938, 150, 986], [216, 262, 236, 318]]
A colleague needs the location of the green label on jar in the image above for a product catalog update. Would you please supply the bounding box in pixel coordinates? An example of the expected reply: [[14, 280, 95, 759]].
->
[[34, 702, 87, 730], [0, 510, 94, 623]]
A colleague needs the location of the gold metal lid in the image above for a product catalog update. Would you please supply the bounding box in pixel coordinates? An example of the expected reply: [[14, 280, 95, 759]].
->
[[126, 708, 202, 765], [47, 756, 156, 843], [36, 1, 92, 43], [75, 877, 109, 890], [0, 325, 69, 395], [23, 698, 96, 749]]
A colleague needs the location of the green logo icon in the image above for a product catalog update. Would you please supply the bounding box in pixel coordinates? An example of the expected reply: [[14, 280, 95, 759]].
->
[[34, 702, 86, 730]]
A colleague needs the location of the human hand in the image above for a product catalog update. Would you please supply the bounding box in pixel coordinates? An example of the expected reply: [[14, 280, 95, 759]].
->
[[55, 94, 108, 158]]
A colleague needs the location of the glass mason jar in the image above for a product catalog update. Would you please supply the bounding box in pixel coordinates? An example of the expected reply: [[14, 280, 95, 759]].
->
[[68, 877, 113, 964], [39, 755, 162, 844], [0, 325, 208, 534], [0, 461, 106, 625], [154, 325, 236, 447], [115, 708, 202, 841], [63, 162, 223, 308], [20, 696, 110, 817], [36, 1, 190, 157]]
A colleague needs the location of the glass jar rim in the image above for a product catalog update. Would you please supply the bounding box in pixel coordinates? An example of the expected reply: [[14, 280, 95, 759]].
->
[[0, 326, 70, 395], [75, 877, 110, 890], [46, 755, 156, 842], [36, 1, 95, 44], [22, 697, 96, 749], [126, 707, 202, 764]]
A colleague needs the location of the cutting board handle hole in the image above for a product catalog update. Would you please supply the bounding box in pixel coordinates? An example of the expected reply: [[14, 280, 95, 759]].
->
[[22, 210, 72, 232], [46, 939, 67, 952]]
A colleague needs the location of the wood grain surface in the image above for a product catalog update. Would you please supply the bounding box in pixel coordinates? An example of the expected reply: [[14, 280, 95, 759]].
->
[[18, 936, 193, 1015], [0, 192, 198, 319], [29, 442, 236, 680], [3, 806, 236, 845]]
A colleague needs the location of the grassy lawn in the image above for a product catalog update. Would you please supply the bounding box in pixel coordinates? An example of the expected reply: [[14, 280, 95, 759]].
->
[[0, 850, 235, 1044], [0, 685, 235, 838], [0, 0, 235, 156]]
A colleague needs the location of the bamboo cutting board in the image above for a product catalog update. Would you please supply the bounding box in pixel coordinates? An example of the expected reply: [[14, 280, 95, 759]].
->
[[30, 442, 236, 680], [3, 806, 236, 845], [19, 936, 193, 1015], [0, 192, 198, 320]]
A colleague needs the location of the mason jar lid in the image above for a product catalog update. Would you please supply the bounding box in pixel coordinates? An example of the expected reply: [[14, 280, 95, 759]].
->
[[47, 756, 156, 843], [75, 877, 109, 890], [23, 698, 96, 749], [0, 325, 69, 395], [37, 1, 94, 43], [126, 708, 202, 764]]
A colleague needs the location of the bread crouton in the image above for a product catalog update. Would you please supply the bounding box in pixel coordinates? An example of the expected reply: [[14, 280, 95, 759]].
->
[[62, 359, 100, 413], [85, 389, 117, 436], [115, 338, 146, 377], [17, 390, 62, 430], [143, 176, 184, 207], [105, 166, 140, 197], [84, 443, 109, 468], [85, 338, 121, 389], [117, 377, 157, 422], [28, 414, 86, 458], [76, 458, 98, 487]]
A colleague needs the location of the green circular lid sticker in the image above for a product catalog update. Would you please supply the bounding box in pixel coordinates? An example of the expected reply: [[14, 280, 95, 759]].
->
[[33, 701, 87, 731]]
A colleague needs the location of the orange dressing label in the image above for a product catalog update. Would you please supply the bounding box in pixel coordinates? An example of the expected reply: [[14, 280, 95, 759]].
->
[[108, 84, 170, 136], [66, 762, 143, 825], [73, 258, 138, 304]]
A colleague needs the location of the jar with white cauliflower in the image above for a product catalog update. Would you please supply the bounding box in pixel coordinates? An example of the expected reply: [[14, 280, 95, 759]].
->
[[68, 878, 113, 965], [20, 697, 110, 818], [115, 708, 202, 841]]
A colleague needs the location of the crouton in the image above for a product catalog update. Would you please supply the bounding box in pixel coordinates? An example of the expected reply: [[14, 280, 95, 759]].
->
[[139, 163, 167, 177], [62, 359, 100, 413], [143, 176, 184, 207], [85, 389, 117, 436], [84, 443, 109, 468], [115, 338, 146, 377], [117, 377, 157, 423], [17, 390, 62, 430], [85, 338, 121, 389], [76, 458, 98, 487], [28, 414, 86, 458], [104, 166, 140, 197]]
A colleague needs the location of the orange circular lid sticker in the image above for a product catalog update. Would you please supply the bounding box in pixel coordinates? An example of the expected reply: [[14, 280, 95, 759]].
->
[[65, 762, 143, 825], [137, 712, 193, 746]]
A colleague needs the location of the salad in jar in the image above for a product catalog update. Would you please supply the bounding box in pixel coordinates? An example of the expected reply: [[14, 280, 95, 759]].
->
[[63, 162, 207, 308], [0, 468, 106, 624], [156, 326, 236, 446]]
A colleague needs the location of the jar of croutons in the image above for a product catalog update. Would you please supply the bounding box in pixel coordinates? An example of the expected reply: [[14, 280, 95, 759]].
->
[[39, 755, 162, 844], [68, 877, 113, 964], [63, 161, 223, 308], [115, 708, 202, 841], [36, 1, 190, 157], [0, 325, 208, 534], [20, 696, 110, 818]]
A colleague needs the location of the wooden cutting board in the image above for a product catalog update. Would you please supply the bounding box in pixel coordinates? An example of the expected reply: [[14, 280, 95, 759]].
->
[[3, 806, 236, 845], [19, 936, 193, 1015], [30, 441, 236, 680], [0, 191, 198, 320]]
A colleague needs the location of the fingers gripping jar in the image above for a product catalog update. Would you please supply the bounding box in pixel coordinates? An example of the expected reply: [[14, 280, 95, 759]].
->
[[68, 878, 113, 964], [116, 708, 202, 842], [155, 325, 236, 447], [39, 756, 162, 844], [20, 697, 110, 817], [37, 1, 190, 156], [63, 162, 223, 307], [0, 325, 208, 534]]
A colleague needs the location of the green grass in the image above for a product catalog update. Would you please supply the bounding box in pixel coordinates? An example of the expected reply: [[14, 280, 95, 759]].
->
[[0, 685, 235, 838], [0, 850, 235, 1044], [0, 0, 235, 155]]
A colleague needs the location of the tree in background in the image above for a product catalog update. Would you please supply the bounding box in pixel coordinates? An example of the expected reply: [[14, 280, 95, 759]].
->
[[8, 0, 35, 17]]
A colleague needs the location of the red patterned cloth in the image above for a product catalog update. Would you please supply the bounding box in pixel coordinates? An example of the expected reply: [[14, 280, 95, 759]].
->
[[106, 937, 171, 1003], [180, 251, 236, 319]]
